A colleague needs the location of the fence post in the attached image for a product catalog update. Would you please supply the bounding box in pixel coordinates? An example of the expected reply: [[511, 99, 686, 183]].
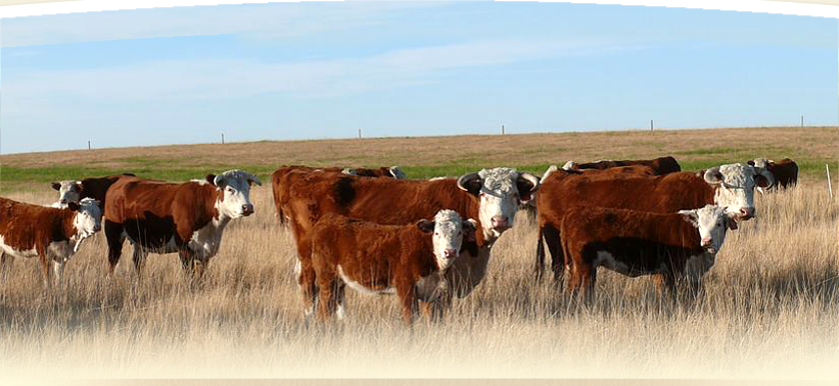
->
[[88, 140, 91, 150], [221, 133, 225, 144], [358, 129, 362, 139], [801, 115, 804, 128], [827, 164, 833, 200], [501, 125, 505, 135], [650, 120, 654, 131]]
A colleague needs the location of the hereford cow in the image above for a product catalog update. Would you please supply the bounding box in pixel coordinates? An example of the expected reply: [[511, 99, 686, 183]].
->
[[51, 173, 136, 209], [103, 170, 261, 279], [748, 158, 798, 193], [311, 210, 477, 325], [0, 197, 102, 285], [561, 204, 737, 301], [282, 167, 540, 316], [562, 156, 681, 175], [536, 163, 773, 281], [271, 165, 405, 226]]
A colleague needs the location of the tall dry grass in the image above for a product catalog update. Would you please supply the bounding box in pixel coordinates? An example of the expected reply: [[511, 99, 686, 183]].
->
[[0, 184, 837, 379]]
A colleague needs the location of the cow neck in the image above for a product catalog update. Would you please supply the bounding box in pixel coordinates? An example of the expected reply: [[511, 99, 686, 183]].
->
[[58, 208, 78, 243], [652, 213, 702, 250], [207, 186, 232, 227]]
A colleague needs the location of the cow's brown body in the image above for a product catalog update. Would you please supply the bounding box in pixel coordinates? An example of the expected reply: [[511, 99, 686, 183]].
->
[[560, 206, 708, 299], [536, 169, 716, 280], [103, 176, 225, 277], [283, 173, 488, 313], [573, 156, 681, 175], [0, 197, 78, 282], [311, 214, 456, 325], [271, 166, 398, 225]]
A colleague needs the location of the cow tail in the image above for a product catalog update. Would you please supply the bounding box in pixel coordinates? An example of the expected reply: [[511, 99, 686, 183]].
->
[[535, 225, 546, 281]]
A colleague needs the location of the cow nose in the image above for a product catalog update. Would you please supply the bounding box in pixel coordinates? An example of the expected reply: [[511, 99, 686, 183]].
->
[[739, 207, 755, 219], [242, 204, 254, 216], [701, 238, 712, 247], [491, 216, 509, 229], [444, 249, 458, 259], [93, 225, 101, 232]]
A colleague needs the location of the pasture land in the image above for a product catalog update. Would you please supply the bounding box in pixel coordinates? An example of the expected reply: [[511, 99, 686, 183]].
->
[[0, 126, 838, 379], [1, 126, 836, 193]]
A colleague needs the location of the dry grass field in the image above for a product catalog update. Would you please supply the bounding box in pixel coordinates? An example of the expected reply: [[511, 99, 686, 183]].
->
[[1, 127, 838, 380]]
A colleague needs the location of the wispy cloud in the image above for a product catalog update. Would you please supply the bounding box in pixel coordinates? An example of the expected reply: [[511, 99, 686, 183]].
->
[[4, 38, 641, 106], [1, 2, 444, 48]]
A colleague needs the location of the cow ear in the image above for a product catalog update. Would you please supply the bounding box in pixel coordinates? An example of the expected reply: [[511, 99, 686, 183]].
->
[[463, 219, 478, 242], [747, 160, 755, 166], [516, 173, 540, 201], [67, 202, 80, 211], [457, 173, 482, 196], [417, 220, 435, 234], [727, 215, 739, 231], [51, 182, 61, 191], [206, 174, 217, 186], [703, 167, 723, 185], [677, 209, 698, 227]]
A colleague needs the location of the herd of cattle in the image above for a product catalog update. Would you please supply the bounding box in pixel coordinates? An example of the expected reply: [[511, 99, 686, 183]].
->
[[0, 156, 800, 325]]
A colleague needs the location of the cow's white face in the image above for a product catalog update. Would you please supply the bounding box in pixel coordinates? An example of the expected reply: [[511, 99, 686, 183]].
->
[[561, 161, 578, 171], [212, 169, 262, 219], [456, 167, 540, 240], [417, 210, 477, 271], [703, 163, 773, 220], [52, 180, 82, 206], [679, 205, 738, 254], [71, 198, 102, 239]]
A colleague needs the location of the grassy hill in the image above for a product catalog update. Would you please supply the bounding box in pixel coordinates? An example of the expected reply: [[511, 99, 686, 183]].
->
[[1, 125, 836, 193]]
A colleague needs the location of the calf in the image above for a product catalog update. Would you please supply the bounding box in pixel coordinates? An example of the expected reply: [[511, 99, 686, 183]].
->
[[748, 158, 798, 193], [103, 170, 260, 279], [561, 204, 737, 301], [0, 197, 102, 285], [311, 210, 477, 325]]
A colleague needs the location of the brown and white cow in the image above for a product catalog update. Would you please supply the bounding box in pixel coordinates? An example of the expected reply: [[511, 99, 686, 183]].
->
[[51, 173, 136, 209], [103, 170, 261, 279], [561, 204, 737, 301], [0, 197, 102, 285], [748, 158, 798, 193], [282, 167, 540, 316], [271, 165, 405, 226], [561, 156, 681, 175], [535, 163, 773, 281], [311, 209, 477, 325]]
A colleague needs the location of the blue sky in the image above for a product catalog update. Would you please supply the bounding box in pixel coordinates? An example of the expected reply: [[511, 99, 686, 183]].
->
[[1, 2, 837, 154]]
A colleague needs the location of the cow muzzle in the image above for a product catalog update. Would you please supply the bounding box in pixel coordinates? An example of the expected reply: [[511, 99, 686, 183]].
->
[[701, 238, 716, 254], [242, 204, 254, 216], [443, 249, 458, 259], [491, 216, 510, 231], [738, 207, 755, 220]]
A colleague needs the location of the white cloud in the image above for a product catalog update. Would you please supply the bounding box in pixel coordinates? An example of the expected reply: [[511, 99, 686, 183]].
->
[[3, 38, 640, 106], [1, 2, 444, 48]]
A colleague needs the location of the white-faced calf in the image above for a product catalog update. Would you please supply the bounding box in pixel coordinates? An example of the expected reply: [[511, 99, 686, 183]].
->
[[560, 204, 737, 301], [0, 197, 102, 285], [310, 209, 477, 325]]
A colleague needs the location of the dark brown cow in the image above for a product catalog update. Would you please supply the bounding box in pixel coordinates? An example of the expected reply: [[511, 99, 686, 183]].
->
[[561, 205, 737, 300], [0, 197, 102, 285], [103, 170, 260, 278], [535, 163, 773, 281], [562, 156, 681, 175], [282, 167, 539, 316], [51, 173, 136, 209], [271, 165, 405, 225], [311, 210, 476, 325], [748, 158, 799, 192]]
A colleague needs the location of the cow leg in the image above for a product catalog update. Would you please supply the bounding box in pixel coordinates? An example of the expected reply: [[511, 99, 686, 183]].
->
[[132, 246, 149, 279], [296, 239, 318, 318], [534, 227, 546, 281], [316, 271, 338, 322], [334, 282, 347, 321], [104, 221, 126, 277], [52, 260, 66, 285], [542, 224, 565, 283], [0, 252, 12, 279], [396, 280, 419, 327], [178, 248, 196, 276], [578, 265, 596, 305], [38, 254, 53, 287]]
